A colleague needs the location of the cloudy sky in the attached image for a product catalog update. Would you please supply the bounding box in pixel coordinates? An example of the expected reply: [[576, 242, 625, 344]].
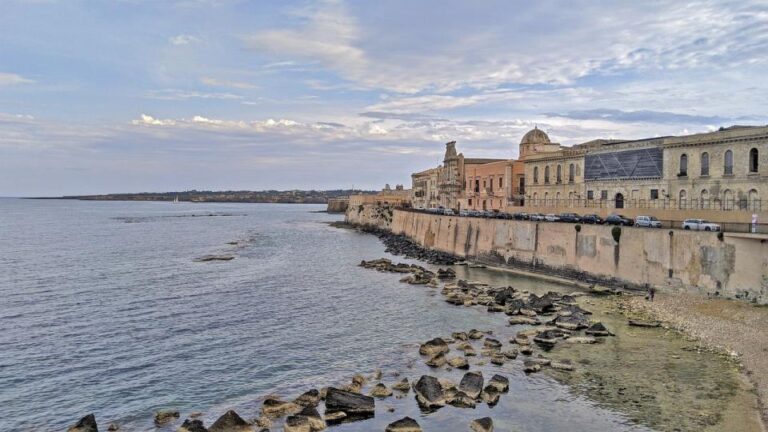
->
[[1, 0, 767, 195]]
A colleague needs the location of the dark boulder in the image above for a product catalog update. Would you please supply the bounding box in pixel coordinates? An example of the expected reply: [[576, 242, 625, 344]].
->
[[284, 415, 311, 432], [294, 388, 321, 407], [470, 417, 494, 432], [67, 414, 98, 432], [585, 322, 613, 336], [487, 374, 509, 392], [493, 287, 516, 305], [552, 313, 590, 330], [179, 419, 208, 432], [459, 371, 484, 399], [413, 375, 445, 409], [324, 388, 375, 415], [208, 410, 249, 432], [385, 416, 422, 432]]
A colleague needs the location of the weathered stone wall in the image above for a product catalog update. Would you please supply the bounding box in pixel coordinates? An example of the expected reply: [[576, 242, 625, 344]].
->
[[326, 198, 349, 213], [382, 210, 767, 303], [345, 204, 394, 230]]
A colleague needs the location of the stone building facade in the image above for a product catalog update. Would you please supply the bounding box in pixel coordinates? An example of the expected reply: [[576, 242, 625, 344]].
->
[[411, 167, 441, 209], [523, 126, 767, 214]]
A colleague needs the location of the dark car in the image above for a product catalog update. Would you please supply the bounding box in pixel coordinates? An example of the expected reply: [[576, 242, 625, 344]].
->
[[581, 214, 603, 224], [605, 214, 633, 226], [558, 212, 581, 223]]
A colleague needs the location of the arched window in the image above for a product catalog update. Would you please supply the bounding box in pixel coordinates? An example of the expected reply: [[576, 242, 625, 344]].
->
[[533, 167, 539, 184], [724, 150, 733, 175], [701, 189, 709, 208], [556, 165, 562, 183], [679, 154, 688, 176], [556, 192, 561, 203], [701, 152, 709, 176], [750, 148, 759, 173], [544, 192, 549, 204], [749, 189, 759, 210], [679, 190, 687, 209], [533, 192, 538, 202], [568, 163, 575, 183], [723, 189, 733, 210], [544, 166, 550, 184]]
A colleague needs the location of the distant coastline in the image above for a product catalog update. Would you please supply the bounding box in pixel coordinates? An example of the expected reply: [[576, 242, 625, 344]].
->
[[25, 189, 374, 204]]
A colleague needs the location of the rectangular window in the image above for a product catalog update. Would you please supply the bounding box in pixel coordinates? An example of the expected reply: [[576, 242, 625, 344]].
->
[[587, 190, 594, 200], [650, 189, 659, 200], [468, 199, 472, 206], [600, 190, 608, 200], [499, 177, 503, 188]]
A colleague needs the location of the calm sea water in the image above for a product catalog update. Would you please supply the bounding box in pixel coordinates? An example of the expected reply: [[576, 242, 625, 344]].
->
[[0, 199, 663, 431]]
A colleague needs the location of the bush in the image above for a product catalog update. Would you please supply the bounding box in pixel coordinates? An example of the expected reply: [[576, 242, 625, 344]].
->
[[717, 231, 724, 241], [357, 204, 364, 214], [611, 226, 622, 243], [575, 224, 582, 233]]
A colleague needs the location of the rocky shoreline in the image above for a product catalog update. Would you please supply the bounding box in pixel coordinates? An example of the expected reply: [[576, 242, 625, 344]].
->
[[64, 224, 765, 432]]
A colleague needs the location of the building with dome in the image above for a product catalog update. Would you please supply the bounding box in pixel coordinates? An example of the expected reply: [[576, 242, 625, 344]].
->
[[412, 124, 767, 224]]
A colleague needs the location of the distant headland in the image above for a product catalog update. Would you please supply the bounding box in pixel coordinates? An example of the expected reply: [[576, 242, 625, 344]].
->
[[29, 189, 374, 204]]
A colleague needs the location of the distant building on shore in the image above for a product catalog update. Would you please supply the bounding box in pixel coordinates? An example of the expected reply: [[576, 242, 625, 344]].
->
[[349, 184, 411, 208], [410, 125, 767, 222]]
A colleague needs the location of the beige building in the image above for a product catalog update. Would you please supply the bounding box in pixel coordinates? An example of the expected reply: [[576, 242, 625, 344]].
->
[[520, 125, 767, 224], [411, 167, 441, 209]]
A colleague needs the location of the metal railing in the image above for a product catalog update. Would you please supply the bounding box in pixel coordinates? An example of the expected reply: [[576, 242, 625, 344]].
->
[[524, 198, 763, 212]]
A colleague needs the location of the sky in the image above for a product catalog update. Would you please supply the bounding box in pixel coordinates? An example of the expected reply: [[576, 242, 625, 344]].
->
[[1, 0, 767, 196]]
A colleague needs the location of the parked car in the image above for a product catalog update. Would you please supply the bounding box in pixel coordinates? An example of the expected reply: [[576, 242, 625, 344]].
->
[[682, 219, 721, 231], [443, 208, 455, 216], [558, 212, 581, 223], [513, 212, 530, 220], [458, 209, 469, 217], [529, 213, 545, 221], [605, 214, 633, 226], [544, 214, 560, 222], [635, 215, 662, 228], [581, 214, 603, 224]]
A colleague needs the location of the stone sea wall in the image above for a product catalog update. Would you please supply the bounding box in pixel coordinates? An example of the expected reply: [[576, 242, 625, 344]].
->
[[348, 205, 768, 303]]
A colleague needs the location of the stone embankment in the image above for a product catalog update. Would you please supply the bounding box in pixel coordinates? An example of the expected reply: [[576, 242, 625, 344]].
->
[[347, 205, 768, 303]]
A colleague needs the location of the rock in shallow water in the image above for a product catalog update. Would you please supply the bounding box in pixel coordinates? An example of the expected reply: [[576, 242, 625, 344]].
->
[[448, 356, 469, 369], [459, 371, 484, 399], [585, 322, 613, 336], [385, 416, 422, 432], [369, 383, 393, 398], [413, 375, 445, 409], [154, 410, 180, 426], [294, 389, 320, 407], [487, 374, 509, 392], [470, 417, 494, 432], [324, 388, 375, 415], [392, 378, 410, 392], [208, 410, 250, 432], [67, 414, 98, 432], [261, 398, 301, 417], [179, 418, 208, 432], [419, 338, 450, 356]]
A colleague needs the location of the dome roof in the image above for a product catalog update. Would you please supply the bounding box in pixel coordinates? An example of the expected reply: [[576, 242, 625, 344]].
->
[[520, 127, 551, 145]]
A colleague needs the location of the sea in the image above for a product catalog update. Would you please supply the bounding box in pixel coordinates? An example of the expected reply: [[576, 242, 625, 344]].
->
[[0, 199, 747, 431]]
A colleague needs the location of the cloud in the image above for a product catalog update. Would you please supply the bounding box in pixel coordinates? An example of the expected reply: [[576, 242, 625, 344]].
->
[[543, 109, 734, 125], [0, 72, 35, 86], [169, 34, 200, 45], [145, 89, 243, 100], [131, 114, 177, 126], [200, 76, 257, 89]]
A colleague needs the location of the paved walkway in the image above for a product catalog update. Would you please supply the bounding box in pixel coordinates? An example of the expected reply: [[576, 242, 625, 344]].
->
[[620, 293, 768, 428]]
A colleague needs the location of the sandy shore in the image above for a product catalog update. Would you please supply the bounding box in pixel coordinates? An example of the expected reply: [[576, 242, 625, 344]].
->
[[617, 292, 768, 429]]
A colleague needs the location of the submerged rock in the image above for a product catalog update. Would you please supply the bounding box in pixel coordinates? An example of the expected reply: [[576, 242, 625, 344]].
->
[[67, 414, 98, 432], [413, 375, 445, 409], [194, 255, 234, 262], [523, 361, 542, 373], [392, 378, 410, 392], [261, 398, 300, 417], [551, 360, 575, 371], [628, 319, 661, 328], [208, 410, 249, 432], [385, 416, 422, 432], [470, 417, 494, 432], [369, 383, 393, 398], [459, 371, 484, 399], [154, 410, 180, 427], [509, 316, 540, 325]]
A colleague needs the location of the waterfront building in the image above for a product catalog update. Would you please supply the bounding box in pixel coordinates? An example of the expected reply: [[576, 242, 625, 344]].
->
[[411, 125, 767, 223]]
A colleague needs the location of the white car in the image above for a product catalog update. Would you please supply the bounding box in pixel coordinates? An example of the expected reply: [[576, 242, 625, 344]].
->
[[682, 219, 721, 231], [544, 214, 560, 222], [635, 215, 662, 228], [529, 213, 545, 221], [443, 208, 455, 216]]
